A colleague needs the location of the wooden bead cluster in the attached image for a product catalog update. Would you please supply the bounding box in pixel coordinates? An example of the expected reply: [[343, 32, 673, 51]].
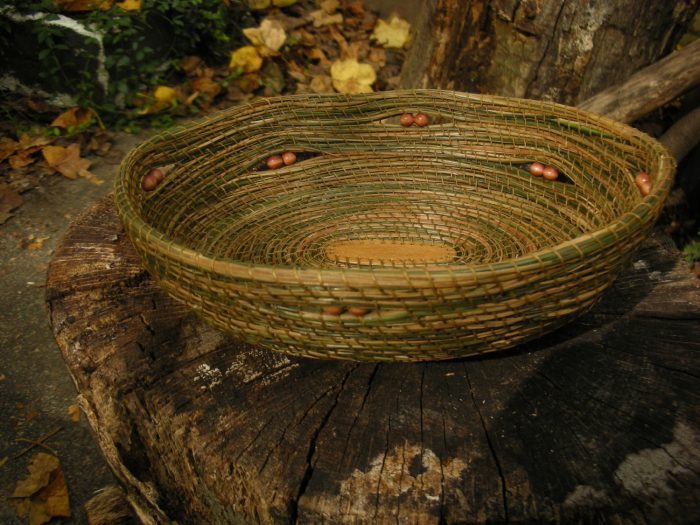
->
[[322, 306, 371, 317], [528, 162, 559, 181], [400, 113, 429, 127], [142, 168, 165, 191], [266, 151, 297, 170]]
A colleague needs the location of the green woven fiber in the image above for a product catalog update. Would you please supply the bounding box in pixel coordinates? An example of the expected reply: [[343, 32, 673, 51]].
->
[[114, 89, 675, 362]]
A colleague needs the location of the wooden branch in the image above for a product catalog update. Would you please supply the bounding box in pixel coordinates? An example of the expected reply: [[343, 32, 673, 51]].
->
[[660, 105, 700, 161], [579, 38, 700, 123]]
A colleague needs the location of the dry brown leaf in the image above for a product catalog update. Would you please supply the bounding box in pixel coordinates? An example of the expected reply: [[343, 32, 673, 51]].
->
[[307, 47, 330, 66], [9, 151, 36, 169], [190, 76, 222, 108], [86, 132, 112, 156], [310, 75, 334, 93], [243, 19, 287, 56], [0, 137, 19, 162], [19, 133, 53, 150], [371, 16, 411, 48], [0, 183, 23, 225], [309, 9, 343, 27], [368, 47, 386, 66], [239, 73, 261, 93], [296, 28, 316, 45], [11, 453, 71, 525], [26, 236, 49, 251], [261, 61, 285, 94], [42, 144, 93, 181], [180, 55, 202, 75], [67, 405, 81, 423], [345, 0, 365, 16], [319, 0, 339, 13], [50, 107, 94, 129], [330, 58, 376, 93]]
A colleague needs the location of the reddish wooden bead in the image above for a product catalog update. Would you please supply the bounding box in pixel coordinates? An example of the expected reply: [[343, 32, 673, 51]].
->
[[635, 172, 652, 196], [282, 151, 297, 166], [322, 306, 345, 316], [348, 307, 370, 317], [266, 155, 284, 170], [528, 162, 545, 176], [542, 166, 559, 181], [141, 173, 160, 191], [399, 113, 414, 127], [414, 113, 429, 127]]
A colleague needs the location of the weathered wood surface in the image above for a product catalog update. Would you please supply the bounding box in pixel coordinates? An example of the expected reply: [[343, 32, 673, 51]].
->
[[400, 0, 700, 105], [47, 196, 700, 524]]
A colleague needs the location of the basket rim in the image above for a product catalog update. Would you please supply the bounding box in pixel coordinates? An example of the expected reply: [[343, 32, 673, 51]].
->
[[114, 89, 676, 286]]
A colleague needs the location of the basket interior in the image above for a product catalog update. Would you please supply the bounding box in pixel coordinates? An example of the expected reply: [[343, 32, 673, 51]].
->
[[122, 92, 664, 270]]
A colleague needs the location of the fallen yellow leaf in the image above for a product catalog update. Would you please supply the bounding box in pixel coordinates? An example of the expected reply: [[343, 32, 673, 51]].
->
[[154, 86, 176, 104], [116, 0, 140, 10], [272, 0, 298, 6], [330, 58, 376, 94], [229, 46, 263, 73], [54, 0, 112, 11], [137, 85, 178, 115], [371, 16, 411, 48], [243, 19, 287, 56]]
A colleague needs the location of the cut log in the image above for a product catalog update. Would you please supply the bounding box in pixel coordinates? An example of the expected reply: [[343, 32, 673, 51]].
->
[[660, 105, 700, 161], [46, 195, 700, 524], [579, 38, 700, 124]]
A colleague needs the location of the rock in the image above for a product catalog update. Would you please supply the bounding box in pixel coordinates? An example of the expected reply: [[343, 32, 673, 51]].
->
[[0, 8, 108, 106]]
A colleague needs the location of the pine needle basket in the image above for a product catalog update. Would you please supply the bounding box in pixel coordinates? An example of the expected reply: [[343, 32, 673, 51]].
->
[[115, 90, 675, 362]]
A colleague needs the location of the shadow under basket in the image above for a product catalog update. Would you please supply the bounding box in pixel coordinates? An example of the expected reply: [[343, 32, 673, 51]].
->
[[114, 89, 675, 362]]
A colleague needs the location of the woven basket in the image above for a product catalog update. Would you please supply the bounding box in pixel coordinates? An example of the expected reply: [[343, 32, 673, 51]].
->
[[115, 89, 675, 362]]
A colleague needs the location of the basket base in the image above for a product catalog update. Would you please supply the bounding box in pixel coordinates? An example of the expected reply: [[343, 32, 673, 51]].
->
[[324, 239, 456, 265]]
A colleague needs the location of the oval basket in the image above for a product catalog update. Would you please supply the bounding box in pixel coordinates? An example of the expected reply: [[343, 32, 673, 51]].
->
[[115, 90, 675, 362]]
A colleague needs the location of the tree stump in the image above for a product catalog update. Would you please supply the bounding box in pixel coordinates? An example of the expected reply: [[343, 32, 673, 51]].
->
[[47, 195, 700, 524]]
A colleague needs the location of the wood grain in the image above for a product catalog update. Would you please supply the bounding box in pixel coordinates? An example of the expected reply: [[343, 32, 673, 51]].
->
[[46, 195, 700, 523]]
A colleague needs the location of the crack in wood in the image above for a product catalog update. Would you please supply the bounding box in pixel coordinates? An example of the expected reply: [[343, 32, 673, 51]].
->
[[524, 0, 567, 96], [289, 366, 356, 523], [464, 365, 509, 524], [342, 363, 380, 462], [373, 398, 394, 521]]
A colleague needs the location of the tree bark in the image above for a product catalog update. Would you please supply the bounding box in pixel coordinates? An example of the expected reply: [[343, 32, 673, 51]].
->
[[46, 196, 700, 524], [400, 0, 700, 105]]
